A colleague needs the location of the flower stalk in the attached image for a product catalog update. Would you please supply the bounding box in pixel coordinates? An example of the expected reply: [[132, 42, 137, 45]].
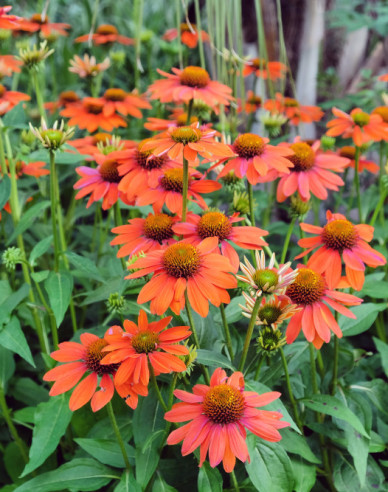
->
[[106, 400, 131, 471], [238, 297, 261, 372]]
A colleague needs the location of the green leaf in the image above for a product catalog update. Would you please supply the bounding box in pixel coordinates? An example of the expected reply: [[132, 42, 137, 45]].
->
[[12, 378, 48, 406], [245, 436, 295, 492], [6, 200, 50, 245], [0, 316, 35, 367], [66, 251, 104, 282], [27, 149, 84, 165], [0, 346, 15, 389], [290, 457, 316, 492], [340, 303, 387, 336], [279, 429, 320, 464], [152, 475, 178, 492], [301, 394, 369, 438], [0, 175, 11, 210], [114, 470, 141, 492], [333, 455, 386, 492], [21, 393, 73, 477], [197, 462, 223, 492], [4, 442, 26, 483], [196, 349, 235, 370], [29, 236, 53, 266], [74, 438, 135, 469], [2, 103, 27, 129], [13, 406, 36, 424], [44, 270, 73, 327], [213, 296, 244, 324], [360, 273, 388, 298], [373, 337, 388, 377], [0, 283, 30, 320], [31, 270, 50, 283], [15, 458, 118, 492]]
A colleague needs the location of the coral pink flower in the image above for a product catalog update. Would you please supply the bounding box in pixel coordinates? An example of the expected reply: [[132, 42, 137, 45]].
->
[[216, 133, 294, 185], [127, 237, 237, 317], [296, 210, 386, 290], [238, 91, 262, 114], [276, 141, 348, 202], [69, 54, 110, 78], [75, 24, 134, 45], [0, 6, 24, 30], [101, 310, 191, 387], [111, 212, 178, 258], [43, 333, 146, 411], [17, 13, 70, 37], [163, 23, 210, 48], [165, 367, 289, 472], [68, 134, 135, 159], [285, 266, 362, 349], [148, 66, 234, 110], [264, 93, 324, 125], [45, 90, 80, 114], [243, 59, 287, 80], [101, 88, 151, 118], [173, 211, 268, 272], [337, 146, 379, 174], [326, 107, 388, 146], [0, 55, 23, 77]]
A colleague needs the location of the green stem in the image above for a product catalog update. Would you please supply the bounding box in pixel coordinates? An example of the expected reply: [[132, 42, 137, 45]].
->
[[247, 181, 255, 226], [230, 470, 240, 492], [253, 353, 265, 381], [330, 336, 339, 396], [220, 304, 233, 360], [31, 70, 46, 119], [194, 0, 205, 69], [354, 147, 362, 222], [186, 98, 194, 124], [149, 364, 168, 412], [181, 157, 189, 222], [280, 347, 303, 431], [280, 217, 296, 264], [184, 292, 210, 384], [175, 0, 183, 69], [309, 343, 319, 395], [0, 384, 29, 464], [133, 0, 144, 90], [106, 400, 131, 471], [375, 312, 387, 343], [316, 351, 325, 380], [370, 190, 386, 227], [238, 297, 261, 372], [49, 151, 60, 271]]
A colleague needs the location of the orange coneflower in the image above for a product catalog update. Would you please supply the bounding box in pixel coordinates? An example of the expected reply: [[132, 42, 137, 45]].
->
[[136, 167, 222, 215], [243, 58, 287, 80], [17, 13, 70, 37], [216, 133, 294, 185], [148, 66, 234, 111], [101, 88, 151, 118], [296, 210, 386, 290], [75, 24, 134, 45], [264, 93, 324, 126], [0, 55, 23, 78], [101, 310, 191, 387], [68, 134, 136, 159], [0, 84, 30, 115], [326, 107, 388, 147], [285, 266, 362, 349], [111, 212, 178, 258], [141, 122, 235, 163], [69, 54, 110, 79], [60, 97, 127, 132], [43, 333, 147, 411], [74, 152, 133, 210], [0, 6, 24, 30], [45, 90, 80, 114], [165, 367, 289, 473], [12, 160, 49, 178], [127, 237, 237, 317], [173, 211, 268, 272], [163, 22, 210, 48], [276, 141, 348, 202], [238, 90, 261, 114], [378, 73, 388, 82], [144, 109, 200, 132], [337, 145, 379, 174]]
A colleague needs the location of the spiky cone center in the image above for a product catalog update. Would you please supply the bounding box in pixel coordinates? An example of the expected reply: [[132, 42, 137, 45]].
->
[[143, 213, 174, 242], [252, 268, 279, 291], [92, 132, 111, 144], [257, 326, 284, 353], [284, 98, 299, 107], [97, 24, 118, 35], [171, 126, 202, 145], [99, 159, 121, 183], [288, 142, 315, 171], [136, 140, 167, 170], [161, 168, 191, 193], [286, 268, 325, 305], [31, 13, 48, 24], [176, 113, 198, 126], [251, 58, 267, 69], [352, 111, 370, 127], [258, 304, 282, 324], [60, 91, 79, 104], [321, 219, 357, 250], [0, 84, 6, 97], [85, 339, 119, 375], [203, 384, 245, 424], [180, 22, 197, 32], [248, 95, 262, 106], [197, 211, 232, 241], [163, 243, 200, 278], [339, 146, 356, 159], [41, 129, 65, 148], [104, 88, 126, 101], [372, 106, 388, 123], [131, 331, 159, 354], [233, 133, 265, 159], [85, 100, 104, 114], [179, 66, 210, 88]]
